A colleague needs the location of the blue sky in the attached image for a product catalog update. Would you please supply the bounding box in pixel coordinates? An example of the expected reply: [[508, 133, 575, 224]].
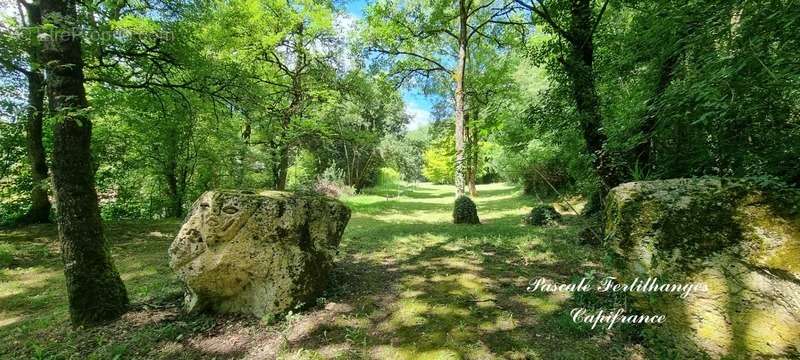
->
[[344, 0, 368, 17], [342, 0, 435, 131]]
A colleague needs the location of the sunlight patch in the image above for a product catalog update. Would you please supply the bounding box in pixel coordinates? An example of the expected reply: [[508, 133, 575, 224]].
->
[[380, 299, 430, 330], [0, 312, 22, 328]]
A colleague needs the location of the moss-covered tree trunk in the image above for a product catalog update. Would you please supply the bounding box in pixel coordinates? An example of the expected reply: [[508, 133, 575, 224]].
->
[[453, 0, 468, 197], [23, 63, 52, 224], [633, 50, 681, 170], [564, 0, 620, 194], [467, 112, 479, 197], [274, 144, 289, 191], [39, 0, 129, 326], [20, 1, 52, 224]]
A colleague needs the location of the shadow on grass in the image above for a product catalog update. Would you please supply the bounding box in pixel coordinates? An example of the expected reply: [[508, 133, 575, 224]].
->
[[0, 184, 630, 359], [268, 181, 629, 359], [279, 213, 627, 359]]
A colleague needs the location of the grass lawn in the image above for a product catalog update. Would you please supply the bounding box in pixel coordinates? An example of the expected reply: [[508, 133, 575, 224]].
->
[[0, 183, 636, 359]]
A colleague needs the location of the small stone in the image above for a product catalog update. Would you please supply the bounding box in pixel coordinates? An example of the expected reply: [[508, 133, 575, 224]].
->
[[524, 205, 561, 226], [577, 226, 601, 245], [453, 195, 480, 224]]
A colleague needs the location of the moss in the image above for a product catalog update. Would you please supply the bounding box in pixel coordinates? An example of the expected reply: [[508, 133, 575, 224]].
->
[[524, 205, 561, 226], [605, 177, 800, 359], [452, 195, 480, 224]]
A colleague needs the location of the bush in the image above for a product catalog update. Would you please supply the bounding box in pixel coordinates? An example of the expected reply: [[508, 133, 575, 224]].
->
[[286, 150, 317, 191], [376, 167, 402, 187], [492, 139, 575, 196], [423, 145, 454, 184], [313, 166, 355, 198], [0, 122, 32, 225], [524, 205, 561, 226], [453, 195, 480, 224]]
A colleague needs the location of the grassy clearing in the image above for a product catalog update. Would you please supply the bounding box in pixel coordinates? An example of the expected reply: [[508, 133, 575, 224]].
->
[[0, 183, 634, 359]]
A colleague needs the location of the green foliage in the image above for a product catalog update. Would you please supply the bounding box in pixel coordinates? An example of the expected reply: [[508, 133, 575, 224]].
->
[[376, 167, 402, 188], [0, 121, 31, 224], [515, 0, 800, 193], [311, 71, 408, 190], [524, 205, 561, 226], [452, 195, 480, 224], [423, 141, 454, 185], [493, 139, 577, 196], [287, 150, 318, 191], [379, 134, 426, 181], [0, 0, 408, 223]]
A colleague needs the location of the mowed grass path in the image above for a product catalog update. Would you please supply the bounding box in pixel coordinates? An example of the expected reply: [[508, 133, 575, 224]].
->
[[0, 183, 631, 359]]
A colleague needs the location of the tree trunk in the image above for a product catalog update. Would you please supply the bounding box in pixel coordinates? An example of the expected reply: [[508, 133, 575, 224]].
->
[[633, 50, 681, 171], [465, 117, 474, 196], [468, 118, 479, 197], [20, 2, 51, 224], [565, 0, 620, 194], [165, 162, 183, 218], [453, 0, 468, 197], [23, 68, 52, 224], [275, 144, 289, 190], [40, 0, 128, 326]]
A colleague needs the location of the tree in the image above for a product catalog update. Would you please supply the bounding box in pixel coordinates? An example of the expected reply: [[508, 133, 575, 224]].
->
[[312, 69, 408, 189], [463, 40, 517, 195], [503, 0, 800, 199], [39, 0, 128, 325], [423, 134, 455, 184], [0, 0, 52, 224], [365, 0, 523, 196], [197, 0, 341, 190], [515, 0, 620, 194]]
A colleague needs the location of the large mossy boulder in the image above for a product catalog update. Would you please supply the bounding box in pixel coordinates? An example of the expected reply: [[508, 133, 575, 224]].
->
[[605, 178, 800, 358], [169, 190, 350, 318], [453, 195, 480, 224]]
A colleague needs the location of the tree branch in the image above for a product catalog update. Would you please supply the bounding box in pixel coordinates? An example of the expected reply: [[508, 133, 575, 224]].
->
[[590, 0, 611, 35], [514, 0, 573, 42], [367, 47, 450, 73]]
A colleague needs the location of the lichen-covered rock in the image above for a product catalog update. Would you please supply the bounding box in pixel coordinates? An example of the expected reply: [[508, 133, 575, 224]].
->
[[524, 205, 562, 226], [604, 177, 800, 359], [453, 195, 480, 224], [169, 190, 350, 318]]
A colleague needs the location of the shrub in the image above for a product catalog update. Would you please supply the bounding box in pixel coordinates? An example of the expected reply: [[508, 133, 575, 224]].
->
[[492, 139, 575, 196], [313, 166, 355, 198], [453, 195, 480, 224], [423, 143, 454, 184], [376, 167, 402, 188], [314, 179, 355, 198], [524, 205, 561, 226], [286, 150, 317, 191]]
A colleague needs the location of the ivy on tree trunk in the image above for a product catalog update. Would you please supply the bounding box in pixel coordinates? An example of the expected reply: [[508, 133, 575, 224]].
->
[[39, 0, 129, 326]]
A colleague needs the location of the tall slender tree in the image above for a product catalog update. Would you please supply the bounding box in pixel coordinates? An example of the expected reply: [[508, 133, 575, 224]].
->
[[39, 0, 128, 325], [365, 0, 522, 196], [0, 1, 53, 224]]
